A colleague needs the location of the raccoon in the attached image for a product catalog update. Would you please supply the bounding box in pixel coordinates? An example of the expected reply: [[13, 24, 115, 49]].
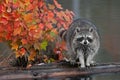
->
[[58, 18, 100, 68]]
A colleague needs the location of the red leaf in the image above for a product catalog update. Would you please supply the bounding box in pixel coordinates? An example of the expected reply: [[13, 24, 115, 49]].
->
[[39, 23, 44, 30], [47, 11, 54, 19], [7, 24, 13, 32], [38, 0, 44, 8], [6, 33, 12, 40], [30, 0, 34, 3], [21, 39, 28, 45], [0, 17, 8, 25], [0, 4, 2, 13]]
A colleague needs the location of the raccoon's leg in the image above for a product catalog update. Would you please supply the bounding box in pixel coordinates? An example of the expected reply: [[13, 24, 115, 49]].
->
[[86, 52, 96, 67], [77, 49, 85, 68]]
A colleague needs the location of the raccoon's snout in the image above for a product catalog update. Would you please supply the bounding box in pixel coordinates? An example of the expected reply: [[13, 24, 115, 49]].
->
[[83, 41, 87, 45]]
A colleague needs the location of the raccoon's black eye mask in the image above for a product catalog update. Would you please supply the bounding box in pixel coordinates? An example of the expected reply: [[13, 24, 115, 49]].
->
[[77, 37, 84, 42], [87, 37, 93, 43]]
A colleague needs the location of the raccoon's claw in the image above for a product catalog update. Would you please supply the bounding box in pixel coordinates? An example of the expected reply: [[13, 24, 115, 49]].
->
[[90, 61, 96, 67], [90, 63, 96, 67]]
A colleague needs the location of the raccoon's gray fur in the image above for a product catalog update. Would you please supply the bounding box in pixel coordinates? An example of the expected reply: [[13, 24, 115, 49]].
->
[[59, 18, 100, 68]]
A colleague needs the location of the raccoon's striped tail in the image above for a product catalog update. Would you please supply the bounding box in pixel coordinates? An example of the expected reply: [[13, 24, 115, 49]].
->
[[58, 27, 67, 41]]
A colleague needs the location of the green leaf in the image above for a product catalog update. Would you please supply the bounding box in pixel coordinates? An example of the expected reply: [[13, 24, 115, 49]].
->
[[40, 40, 48, 50], [50, 32, 56, 37], [32, 20, 36, 25], [13, 0, 17, 3]]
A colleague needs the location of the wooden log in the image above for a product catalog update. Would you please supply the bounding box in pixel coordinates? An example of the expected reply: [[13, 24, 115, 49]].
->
[[0, 62, 120, 79]]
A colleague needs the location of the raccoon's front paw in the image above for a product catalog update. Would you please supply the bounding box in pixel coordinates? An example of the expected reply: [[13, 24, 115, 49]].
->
[[86, 61, 96, 67], [80, 64, 85, 68], [90, 61, 96, 66]]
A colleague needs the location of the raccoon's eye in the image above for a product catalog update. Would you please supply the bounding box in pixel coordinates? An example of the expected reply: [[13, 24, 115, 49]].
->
[[77, 37, 84, 42], [87, 37, 93, 43]]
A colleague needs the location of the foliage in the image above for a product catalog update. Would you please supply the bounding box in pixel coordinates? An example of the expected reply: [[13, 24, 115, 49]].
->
[[0, 0, 74, 66]]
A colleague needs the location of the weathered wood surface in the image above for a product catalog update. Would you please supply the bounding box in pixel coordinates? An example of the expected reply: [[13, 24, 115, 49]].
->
[[0, 62, 120, 79]]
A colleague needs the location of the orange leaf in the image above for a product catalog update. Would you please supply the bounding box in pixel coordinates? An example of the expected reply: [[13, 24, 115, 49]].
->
[[28, 49, 36, 61], [11, 42, 19, 50], [5, 0, 9, 4], [46, 23, 53, 29], [26, 3, 35, 11], [48, 4, 55, 10], [13, 27, 21, 36], [53, 0, 63, 9], [23, 13, 33, 23], [21, 39, 28, 45], [16, 48, 26, 58]]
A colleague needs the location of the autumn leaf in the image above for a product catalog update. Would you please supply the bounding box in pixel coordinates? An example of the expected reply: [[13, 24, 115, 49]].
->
[[48, 3, 55, 10], [38, 0, 44, 8], [28, 48, 36, 61], [16, 48, 26, 58], [50, 31, 56, 37], [46, 23, 53, 29], [5, 0, 9, 4], [0, 17, 8, 25], [13, 0, 17, 3], [53, 0, 63, 9], [47, 11, 54, 19], [40, 40, 48, 50], [0, 26, 4, 32], [13, 27, 22, 36], [11, 42, 19, 50], [6, 33, 12, 40], [34, 42, 41, 50], [26, 3, 35, 12], [23, 13, 33, 23], [21, 39, 28, 45], [39, 23, 44, 30]]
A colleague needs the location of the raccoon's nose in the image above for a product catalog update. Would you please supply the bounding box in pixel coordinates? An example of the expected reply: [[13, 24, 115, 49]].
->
[[84, 41, 87, 45]]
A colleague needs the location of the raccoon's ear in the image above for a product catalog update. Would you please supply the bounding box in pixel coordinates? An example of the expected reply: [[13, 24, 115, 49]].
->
[[89, 27, 93, 32], [75, 27, 80, 33]]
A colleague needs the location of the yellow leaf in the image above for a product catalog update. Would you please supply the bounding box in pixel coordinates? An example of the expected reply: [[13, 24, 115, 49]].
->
[[5, 0, 9, 3], [11, 42, 19, 50]]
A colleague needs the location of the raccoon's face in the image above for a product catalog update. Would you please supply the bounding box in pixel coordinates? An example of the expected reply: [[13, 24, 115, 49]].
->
[[74, 27, 94, 45]]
